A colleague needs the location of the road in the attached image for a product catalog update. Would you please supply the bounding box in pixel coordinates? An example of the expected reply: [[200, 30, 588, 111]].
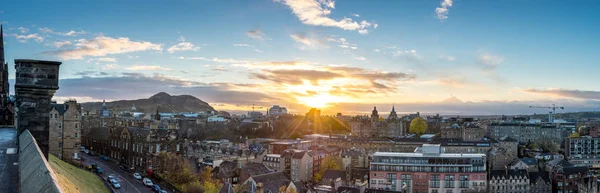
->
[[81, 153, 155, 193]]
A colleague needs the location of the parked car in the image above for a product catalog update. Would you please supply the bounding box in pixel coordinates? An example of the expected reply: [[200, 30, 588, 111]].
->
[[84, 149, 90, 154], [133, 173, 142, 180], [160, 190, 167, 193], [106, 175, 115, 182], [100, 156, 108, 161], [96, 167, 103, 174], [143, 178, 153, 187], [110, 179, 121, 189], [152, 184, 161, 192]]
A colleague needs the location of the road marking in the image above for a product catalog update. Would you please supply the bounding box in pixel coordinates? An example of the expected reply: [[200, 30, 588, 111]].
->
[[83, 155, 142, 193]]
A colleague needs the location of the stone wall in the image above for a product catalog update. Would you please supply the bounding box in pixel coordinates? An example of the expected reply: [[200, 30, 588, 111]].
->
[[15, 59, 61, 159], [19, 129, 62, 193]]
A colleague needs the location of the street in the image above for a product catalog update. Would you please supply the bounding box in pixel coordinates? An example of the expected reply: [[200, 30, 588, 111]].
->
[[81, 153, 161, 193]]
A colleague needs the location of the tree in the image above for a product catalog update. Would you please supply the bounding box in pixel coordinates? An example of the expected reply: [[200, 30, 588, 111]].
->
[[313, 156, 343, 182], [569, 132, 580, 138], [278, 185, 298, 193], [409, 117, 428, 135]]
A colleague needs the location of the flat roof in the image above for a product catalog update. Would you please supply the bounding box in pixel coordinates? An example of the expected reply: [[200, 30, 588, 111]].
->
[[373, 152, 485, 158], [14, 59, 62, 65]]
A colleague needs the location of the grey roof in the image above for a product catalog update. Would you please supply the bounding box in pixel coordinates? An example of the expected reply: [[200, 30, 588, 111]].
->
[[250, 171, 291, 193], [241, 162, 272, 177], [292, 181, 309, 193], [520, 157, 538, 166], [51, 104, 67, 115], [528, 171, 550, 184], [219, 183, 235, 193], [322, 169, 345, 180]]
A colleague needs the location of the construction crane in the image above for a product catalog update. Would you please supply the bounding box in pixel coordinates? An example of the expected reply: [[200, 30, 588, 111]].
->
[[528, 104, 564, 123]]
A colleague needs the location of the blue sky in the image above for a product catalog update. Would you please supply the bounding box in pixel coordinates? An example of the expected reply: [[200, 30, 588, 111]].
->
[[1, 0, 600, 115]]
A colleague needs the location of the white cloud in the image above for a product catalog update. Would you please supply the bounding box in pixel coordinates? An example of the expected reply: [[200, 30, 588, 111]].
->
[[102, 64, 120, 70], [42, 36, 162, 60], [167, 42, 200, 53], [478, 54, 504, 70], [246, 29, 268, 40], [167, 37, 201, 53], [15, 33, 44, 43], [39, 27, 86, 36], [128, 55, 139, 59], [178, 57, 255, 64], [435, 0, 453, 21], [354, 56, 367, 61], [88, 57, 117, 63], [233, 44, 263, 52], [125, 65, 172, 71], [395, 49, 418, 56], [353, 14, 360, 17], [18, 27, 28, 33], [447, 56, 456, 61], [290, 33, 315, 46], [373, 49, 380, 52], [276, 0, 377, 34], [53, 40, 72, 48]]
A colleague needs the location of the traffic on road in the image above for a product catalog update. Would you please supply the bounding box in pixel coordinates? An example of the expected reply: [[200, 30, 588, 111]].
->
[[81, 147, 171, 193]]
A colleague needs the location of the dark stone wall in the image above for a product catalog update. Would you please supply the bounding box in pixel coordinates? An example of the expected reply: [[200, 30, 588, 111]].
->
[[15, 59, 61, 159]]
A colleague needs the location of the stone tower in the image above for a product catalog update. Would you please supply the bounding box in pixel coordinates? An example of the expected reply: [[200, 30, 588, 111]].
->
[[0, 24, 9, 106], [15, 59, 61, 159]]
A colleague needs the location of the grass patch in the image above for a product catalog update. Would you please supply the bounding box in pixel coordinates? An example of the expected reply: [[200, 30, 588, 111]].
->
[[49, 154, 110, 193]]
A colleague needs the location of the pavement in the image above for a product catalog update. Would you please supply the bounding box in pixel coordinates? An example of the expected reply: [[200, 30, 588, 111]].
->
[[0, 127, 19, 193], [82, 153, 173, 193]]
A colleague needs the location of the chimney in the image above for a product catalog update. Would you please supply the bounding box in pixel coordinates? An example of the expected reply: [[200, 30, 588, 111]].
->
[[257, 183, 264, 193]]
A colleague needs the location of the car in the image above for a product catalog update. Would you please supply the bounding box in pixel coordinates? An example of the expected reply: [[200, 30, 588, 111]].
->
[[84, 149, 90, 154], [106, 175, 115, 182], [110, 179, 121, 189], [96, 167, 103, 174], [133, 173, 142, 180], [160, 190, 167, 193], [152, 184, 161, 192], [143, 178, 153, 187]]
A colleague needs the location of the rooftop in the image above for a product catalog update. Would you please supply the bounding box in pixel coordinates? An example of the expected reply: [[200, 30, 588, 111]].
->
[[373, 151, 485, 158]]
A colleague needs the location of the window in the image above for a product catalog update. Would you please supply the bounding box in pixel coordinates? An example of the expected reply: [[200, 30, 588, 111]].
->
[[75, 123, 78, 129], [430, 174, 440, 188], [75, 132, 78, 138]]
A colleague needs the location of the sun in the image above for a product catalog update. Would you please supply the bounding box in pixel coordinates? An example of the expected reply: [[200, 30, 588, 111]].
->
[[298, 94, 335, 108]]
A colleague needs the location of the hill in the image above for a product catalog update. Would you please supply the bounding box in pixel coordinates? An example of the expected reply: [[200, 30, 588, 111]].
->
[[81, 92, 216, 113]]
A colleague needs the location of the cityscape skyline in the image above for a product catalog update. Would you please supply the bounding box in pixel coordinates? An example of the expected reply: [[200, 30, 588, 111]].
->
[[1, 0, 600, 115]]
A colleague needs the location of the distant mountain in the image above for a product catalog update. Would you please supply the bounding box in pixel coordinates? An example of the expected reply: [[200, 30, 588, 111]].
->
[[80, 92, 216, 114], [441, 96, 463, 103]]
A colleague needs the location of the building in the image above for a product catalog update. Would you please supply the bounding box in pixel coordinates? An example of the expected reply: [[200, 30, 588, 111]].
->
[[15, 59, 62, 158], [341, 148, 369, 169], [268, 140, 316, 154], [0, 25, 13, 126], [462, 122, 484, 141], [350, 106, 406, 138], [262, 154, 282, 171], [208, 115, 227, 122], [565, 136, 600, 169], [282, 149, 314, 182], [268, 105, 288, 116], [489, 121, 577, 145], [489, 169, 530, 193], [49, 99, 82, 161], [579, 176, 600, 193], [529, 172, 552, 193], [369, 144, 487, 193], [490, 136, 519, 170], [546, 159, 588, 193], [441, 123, 462, 139], [239, 162, 273, 183], [509, 158, 539, 173], [244, 171, 292, 193]]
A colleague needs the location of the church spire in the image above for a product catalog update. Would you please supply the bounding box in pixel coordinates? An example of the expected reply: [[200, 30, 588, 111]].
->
[[0, 24, 5, 65]]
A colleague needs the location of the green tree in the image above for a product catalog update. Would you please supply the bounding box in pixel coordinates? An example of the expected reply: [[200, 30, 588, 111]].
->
[[313, 156, 343, 182], [569, 132, 580, 138], [409, 117, 428, 135]]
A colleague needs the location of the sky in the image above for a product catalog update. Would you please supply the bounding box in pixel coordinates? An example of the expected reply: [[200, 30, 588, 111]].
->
[[1, 0, 600, 115]]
